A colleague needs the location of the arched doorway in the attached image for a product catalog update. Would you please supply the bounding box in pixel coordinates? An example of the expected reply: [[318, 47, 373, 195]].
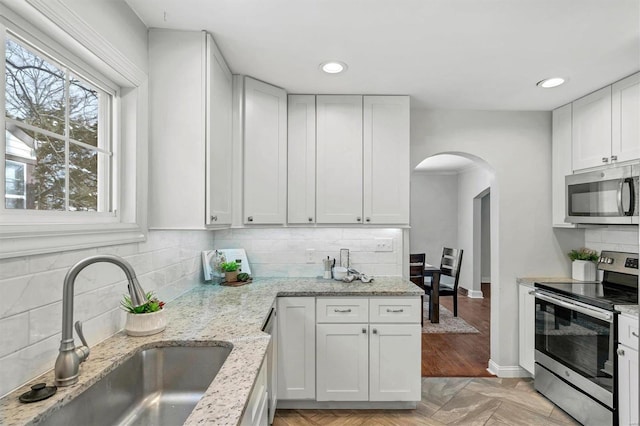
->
[[411, 152, 496, 377]]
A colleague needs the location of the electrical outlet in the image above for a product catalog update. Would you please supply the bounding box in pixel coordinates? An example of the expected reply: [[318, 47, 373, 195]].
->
[[375, 238, 393, 252], [306, 248, 315, 263]]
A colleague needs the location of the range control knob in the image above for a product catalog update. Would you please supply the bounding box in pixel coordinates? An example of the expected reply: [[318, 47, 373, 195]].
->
[[607, 258, 614, 264]]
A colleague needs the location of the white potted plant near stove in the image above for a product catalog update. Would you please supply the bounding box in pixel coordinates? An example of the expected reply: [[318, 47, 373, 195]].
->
[[568, 248, 599, 281]]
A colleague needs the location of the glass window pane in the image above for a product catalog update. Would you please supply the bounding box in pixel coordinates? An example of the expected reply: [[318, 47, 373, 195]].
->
[[29, 134, 65, 211], [69, 143, 100, 211], [5, 38, 66, 136], [69, 76, 99, 147]]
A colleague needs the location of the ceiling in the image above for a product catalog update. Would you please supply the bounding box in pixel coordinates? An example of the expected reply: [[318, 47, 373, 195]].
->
[[414, 154, 474, 173], [126, 0, 640, 110]]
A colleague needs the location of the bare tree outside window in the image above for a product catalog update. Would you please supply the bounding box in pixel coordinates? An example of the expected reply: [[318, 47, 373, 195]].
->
[[4, 37, 111, 212]]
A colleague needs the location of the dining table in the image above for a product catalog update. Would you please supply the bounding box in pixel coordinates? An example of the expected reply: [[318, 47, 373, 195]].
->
[[423, 264, 442, 323]]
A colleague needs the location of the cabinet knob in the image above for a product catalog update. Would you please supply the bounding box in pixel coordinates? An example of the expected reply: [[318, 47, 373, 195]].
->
[[211, 215, 217, 222], [602, 157, 609, 163], [362, 328, 367, 334], [632, 331, 639, 338], [372, 328, 377, 334], [611, 155, 618, 161], [308, 217, 313, 222], [617, 348, 625, 356], [356, 217, 362, 222], [366, 217, 371, 223], [247, 216, 253, 222]]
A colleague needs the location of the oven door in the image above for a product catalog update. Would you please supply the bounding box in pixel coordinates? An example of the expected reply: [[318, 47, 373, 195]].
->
[[534, 291, 615, 408]]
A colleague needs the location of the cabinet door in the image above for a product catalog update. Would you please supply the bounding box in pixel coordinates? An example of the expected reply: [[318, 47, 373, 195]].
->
[[287, 95, 316, 224], [363, 96, 410, 224], [518, 284, 535, 375], [148, 30, 206, 229], [551, 104, 575, 228], [316, 95, 363, 224], [206, 34, 233, 225], [612, 73, 640, 164], [277, 297, 315, 400], [243, 77, 287, 224], [617, 345, 638, 426], [268, 310, 278, 425], [369, 324, 421, 401], [316, 323, 369, 401], [572, 86, 612, 171]]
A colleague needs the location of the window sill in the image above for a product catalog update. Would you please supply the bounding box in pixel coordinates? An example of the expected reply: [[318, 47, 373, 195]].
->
[[0, 223, 146, 259]]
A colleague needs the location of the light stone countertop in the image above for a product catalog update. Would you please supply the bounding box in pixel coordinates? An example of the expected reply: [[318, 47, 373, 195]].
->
[[0, 277, 423, 426], [616, 304, 639, 318]]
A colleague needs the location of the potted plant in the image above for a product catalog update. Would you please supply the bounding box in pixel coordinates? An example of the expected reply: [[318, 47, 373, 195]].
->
[[220, 261, 239, 283], [121, 292, 166, 336], [568, 248, 599, 281]]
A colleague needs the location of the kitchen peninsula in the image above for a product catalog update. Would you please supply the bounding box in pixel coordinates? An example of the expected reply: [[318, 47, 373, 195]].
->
[[0, 277, 423, 426]]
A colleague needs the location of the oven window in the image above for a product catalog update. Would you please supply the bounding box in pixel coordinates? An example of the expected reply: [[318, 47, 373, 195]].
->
[[535, 299, 613, 393]]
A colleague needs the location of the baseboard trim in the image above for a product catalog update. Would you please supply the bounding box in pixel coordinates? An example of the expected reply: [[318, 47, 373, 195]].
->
[[277, 400, 418, 410], [467, 290, 484, 299], [487, 359, 532, 378]]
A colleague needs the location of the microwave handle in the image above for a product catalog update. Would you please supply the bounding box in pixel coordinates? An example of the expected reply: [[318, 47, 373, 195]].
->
[[619, 178, 636, 216]]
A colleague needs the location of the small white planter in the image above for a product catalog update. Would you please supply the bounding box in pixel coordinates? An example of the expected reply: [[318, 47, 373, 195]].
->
[[125, 310, 166, 337], [572, 260, 596, 281]]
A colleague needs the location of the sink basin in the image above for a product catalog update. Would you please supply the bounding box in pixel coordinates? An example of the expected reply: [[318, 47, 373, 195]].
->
[[40, 345, 232, 426]]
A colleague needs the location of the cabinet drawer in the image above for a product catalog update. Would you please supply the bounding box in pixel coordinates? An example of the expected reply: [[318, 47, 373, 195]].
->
[[619, 314, 639, 351], [369, 297, 421, 323], [316, 298, 368, 323]]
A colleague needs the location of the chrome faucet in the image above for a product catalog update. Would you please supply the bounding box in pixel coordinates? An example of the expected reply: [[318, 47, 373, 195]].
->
[[54, 255, 147, 386]]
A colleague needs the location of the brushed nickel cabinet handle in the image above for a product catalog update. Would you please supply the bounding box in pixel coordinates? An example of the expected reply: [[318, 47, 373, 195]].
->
[[366, 217, 371, 222], [247, 216, 253, 222], [362, 328, 366, 334], [632, 331, 639, 338], [387, 308, 404, 313], [308, 217, 313, 222], [211, 215, 217, 221], [602, 157, 609, 163], [372, 329, 378, 334], [356, 217, 362, 222], [334, 308, 352, 313], [617, 348, 625, 356], [611, 155, 618, 161]]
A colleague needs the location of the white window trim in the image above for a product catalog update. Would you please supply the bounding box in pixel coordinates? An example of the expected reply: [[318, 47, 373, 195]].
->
[[0, 2, 148, 259]]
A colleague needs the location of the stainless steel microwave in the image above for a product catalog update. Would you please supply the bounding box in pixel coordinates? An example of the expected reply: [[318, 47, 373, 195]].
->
[[566, 164, 638, 224]]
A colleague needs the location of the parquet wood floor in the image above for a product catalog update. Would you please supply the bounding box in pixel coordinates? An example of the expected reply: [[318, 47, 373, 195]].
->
[[422, 283, 492, 377]]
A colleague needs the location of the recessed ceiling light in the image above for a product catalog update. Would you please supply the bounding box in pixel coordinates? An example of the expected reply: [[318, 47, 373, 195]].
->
[[320, 61, 347, 74], [536, 77, 566, 88]]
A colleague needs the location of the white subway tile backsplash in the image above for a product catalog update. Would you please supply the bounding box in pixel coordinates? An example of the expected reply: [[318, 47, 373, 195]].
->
[[28, 248, 98, 275], [0, 270, 66, 317], [0, 257, 28, 280], [585, 227, 639, 254], [28, 303, 62, 345], [0, 313, 29, 358]]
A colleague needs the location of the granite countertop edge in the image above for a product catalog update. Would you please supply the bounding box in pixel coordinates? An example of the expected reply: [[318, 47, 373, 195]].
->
[[0, 276, 422, 426], [616, 304, 640, 318]]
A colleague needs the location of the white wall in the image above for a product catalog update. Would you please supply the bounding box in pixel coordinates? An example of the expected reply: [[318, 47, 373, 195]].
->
[[409, 172, 458, 264], [0, 230, 213, 397], [212, 228, 404, 277], [411, 109, 585, 374], [481, 193, 491, 282], [456, 166, 491, 295]]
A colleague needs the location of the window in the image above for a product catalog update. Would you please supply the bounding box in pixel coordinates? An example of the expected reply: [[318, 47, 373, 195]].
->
[[0, 3, 148, 259], [4, 35, 113, 214]]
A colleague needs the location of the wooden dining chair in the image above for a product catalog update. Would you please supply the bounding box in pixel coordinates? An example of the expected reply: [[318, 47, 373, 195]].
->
[[409, 253, 426, 326], [425, 247, 463, 318]]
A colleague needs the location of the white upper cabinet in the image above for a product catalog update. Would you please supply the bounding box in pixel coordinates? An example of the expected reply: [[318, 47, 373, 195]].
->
[[316, 95, 364, 224], [572, 86, 612, 171], [288, 95, 316, 224], [612, 73, 640, 163], [149, 30, 232, 229], [551, 104, 575, 228], [363, 96, 410, 224], [206, 35, 233, 226], [571, 72, 640, 172], [243, 77, 287, 224]]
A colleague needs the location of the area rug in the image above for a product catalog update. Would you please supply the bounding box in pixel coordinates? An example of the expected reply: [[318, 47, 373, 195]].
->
[[422, 299, 479, 334]]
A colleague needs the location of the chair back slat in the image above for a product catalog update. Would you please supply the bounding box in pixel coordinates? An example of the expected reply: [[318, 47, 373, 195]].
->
[[409, 253, 426, 288], [439, 247, 464, 290]]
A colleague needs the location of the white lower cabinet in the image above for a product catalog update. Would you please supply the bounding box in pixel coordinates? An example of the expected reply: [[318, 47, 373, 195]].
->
[[369, 324, 421, 401], [518, 283, 535, 375], [618, 313, 639, 426], [316, 323, 369, 401], [241, 358, 268, 426], [277, 297, 315, 400], [314, 297, 421, 403]]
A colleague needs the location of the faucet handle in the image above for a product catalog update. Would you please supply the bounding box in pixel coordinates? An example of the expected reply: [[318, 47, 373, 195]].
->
[[74, 321, 90, 363]]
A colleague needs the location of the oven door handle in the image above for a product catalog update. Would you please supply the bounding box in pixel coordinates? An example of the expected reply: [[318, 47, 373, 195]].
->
[[534, 291, 613, 323]]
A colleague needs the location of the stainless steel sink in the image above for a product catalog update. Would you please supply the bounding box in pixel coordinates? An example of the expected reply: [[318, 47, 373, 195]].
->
[[40, 345, 232, 426]]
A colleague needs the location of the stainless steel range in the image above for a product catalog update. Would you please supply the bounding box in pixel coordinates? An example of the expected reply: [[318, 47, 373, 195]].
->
[[533, 251, 639, 426]]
